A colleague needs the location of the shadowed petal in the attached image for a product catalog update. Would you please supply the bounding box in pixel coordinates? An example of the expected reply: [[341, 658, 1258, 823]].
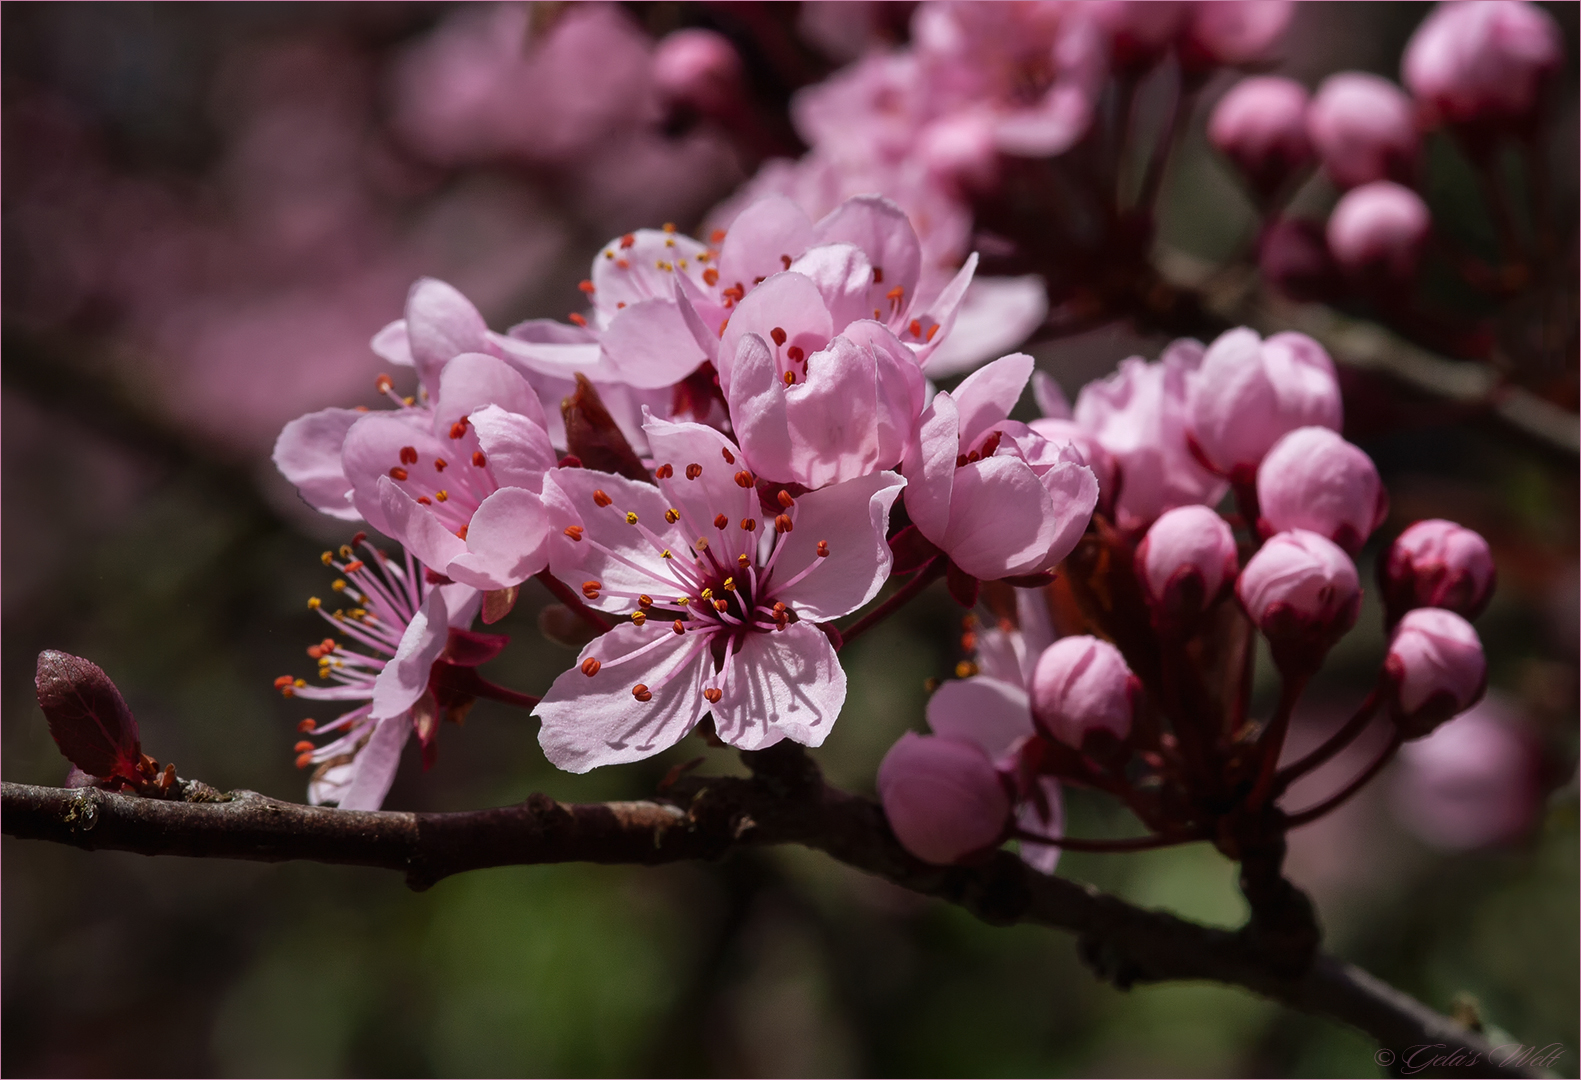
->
[[468, 405, 557, 492], [373, 589, 450, 719], [338, 714, 412, 811], [713, 621, 846, 750], [447, 487, 551, 590], [274, 407, 367, 520], [437, 352, 547, 433], [926, 676, 1034, 758], [771, 471, 905, 621]]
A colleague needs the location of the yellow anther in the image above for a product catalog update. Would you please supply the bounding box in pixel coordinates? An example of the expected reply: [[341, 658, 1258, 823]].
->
[[661, 549, 673, 559], [321, 551, 334, 565], [332, 580, 347, 592], [307, 597, 321, 610], [294, 678, 307, 689], [626, 511, 639, 525], [700, 588, 713, 600], [631, 611, 647, 626], [665, 509, 680, 524], [722, 577, 736, 592]]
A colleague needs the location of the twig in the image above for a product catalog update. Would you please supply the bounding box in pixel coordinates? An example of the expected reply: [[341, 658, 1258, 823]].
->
[[1275, 688, 1383, 792], [838, 558, 945, 649], [1284, 732, 1404, 829], [0, 772, 1535, 1076]]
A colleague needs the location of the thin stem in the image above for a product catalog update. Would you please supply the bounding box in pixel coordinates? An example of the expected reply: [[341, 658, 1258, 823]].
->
[[1283, 731, 1403, 829], [1010, 826, 1201, 853], [1246, 673, 1307, 810], [1274, 687, 1382, 793], [535, 570, 614, 634], [838, 557, 945, 650], [1136, 74, 1196, 214], [1473, 152, 1527, 268]]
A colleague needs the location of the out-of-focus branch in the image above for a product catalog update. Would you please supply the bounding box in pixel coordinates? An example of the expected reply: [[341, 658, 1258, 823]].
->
[[1152, 249, 1580, 459], [0, 755, 1534, 1076]]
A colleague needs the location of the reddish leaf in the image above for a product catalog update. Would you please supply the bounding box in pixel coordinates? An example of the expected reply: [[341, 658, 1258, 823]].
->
[[481, 585, 520, 625], [888, 525, 942, 575], [562, 374, 651, 483], [442, 627, 510, 668], [945, 562, 981, 608], [35, 650, 143, 783]]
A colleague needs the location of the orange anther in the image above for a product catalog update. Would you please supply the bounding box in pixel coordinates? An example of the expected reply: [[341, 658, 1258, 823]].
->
[[376, 374, 394, 394], [297, 718, 317, 733], [673, 620, 686, 635], [909, 319, 923, 338], [734, 470, 754, 488], [434, 458, 447, 472], [578, 280, 596, 294], [703, 687, 722, 703], [770, 327, 787, 346], [450, 419, 469, 439], [582, 580, 602, 599], [886, 286, 905, 302], [740, 518, 757, 532], [582, 658, 602, 676], [620, 233, 636, 249], [632, 684, 653, 702], [274, 675, 295, 688], [655, 463, 674, 479], [872, 266, 884, 283], [720, 446, 735, 464], [294, 740, 315, 754], [638, 595, 653, 608], [344, 560, 365, 573], [417, 496, 432, 505], [296, 751, 314, 769], [686, 463, 703, 480], [777, 489, 795, 508], [564, 525, 584, 541], [784, 372, 795, 386], [703, 268, 719, 286], [779, 254, 792, 270], [714, 514, 729, 530], [816, 540, 830, 558], [399, 446, 419, 465], [710, 229, 727, 244], [456, 525, 468, 540], [926, 323, 940, 342], [593, 489, 613, 507], [568, 312, 588, 327], [389, 467, 408, 481], [665, 509, 680, 524], [775, 514, 794, 533], [786, 345, 804, 363], [472, 451, 487, 467]]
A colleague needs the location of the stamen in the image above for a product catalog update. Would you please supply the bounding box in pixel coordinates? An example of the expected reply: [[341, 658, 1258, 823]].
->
[[389, 467, 408, 481], [344, 560, 365, 573], [308, 597, 322, 609], [786, 346, 804, 363], [704, 688, 722, 703], [376, 374, 394, 394], [626, 511, 639, 525], [568, 313, 588, 327], [775, 513, 794, 532], [582, 658, 601, 676], [582, 580, 602, 599], [741, 518, 757, 532], [450, 420, 468, 439], [632, 684, 653, 702], [722, 577, 736, 591], [733, 470, 754, 488], [926, 324, 940, 342], [655, 463, 674, 479], [673, 620, 685, 635], [631, 612, 647, 626], [686, 463, 703, 480], [564, 525, 584, 541], [817, 540, 830, 557], [399, 446, 419, 465], [578, 280, 595, 294], [435, 491, 449, 502], [620, 233, 636, 249], [784, 372, 795, 386], [779, 254, 792, 270], [294, 740, 315, 754], [872, 266, 884, 283], [297, 718, 317, 733], [777, 490, 795, 508], [703, 268, 719, 286], [593, 490, 613, 507], [770, 327, 787, 346], [665, 509, 680, 524], [714, 514, 729, 530], [721, 446, 735, 464], [472, 451, 487, 467], [710, 229, 726, 244], [434, 458, 447, 472], [737, 553, 750, 569], [909, 319, 923, 338]]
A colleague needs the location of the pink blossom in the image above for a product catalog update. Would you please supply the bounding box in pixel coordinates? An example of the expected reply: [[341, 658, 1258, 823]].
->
[[1073, 339, 1227, 530], [1237, 529, 1362, 671], [1386, 608, 1487, 737], [1380, 518, 1497, 624], [281, 540, 484, 810], [1029, 636, 1140, 749], [1392, 695, 1541, 850], [1181, 1, 1295, 72], [903, 354, 1099, 580], [1207, 76, 1313, 198], [1257, 427, 1388, 555], [340, 352, 557, 591], [533, 419, 904, 771], [652, 29, 745, 117], [1135, 505, 1240, 626], [1189, 328, 1343, 482], [1090, 1, 1191, 72], [1402, 1, 1563, 128], [878, 732, 1013, 865], [1029, 416, 1118, 513], [1307, 73, 1420, 189], [1326, 181, 1432, 281], [924, 276, 1050, 378]]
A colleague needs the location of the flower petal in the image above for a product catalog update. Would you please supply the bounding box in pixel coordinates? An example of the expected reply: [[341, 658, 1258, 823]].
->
[[923, 277, 1049, 378], [727, 332, 795, 483], [376, 476, 469, 573], [1016, 775, 1065, 875], [770, 471, 905, 621], [447, 486, 551, 590], [536, 623, 711, 772], [901, 391, 960, 543], [542, 469, 686, 612], [343, 412, 449, 535], [926, 675, 1034, 758], [406, 278, 489, 396], [942, 455, 1058, 580], [717, 272, 833, 396], [713, 621, 846, 750], [437, 352, 547, 433], [372, 589, 450, 719], [787, 242, 875, 330], [953, 352, 1033, 448], [338, 714, 412, 811], [643, 416, 759, 567], [371, 319, 414, 367], [911, 252, 977, 361], [468, 405, 557, 492], [718, 194, 816, 292], [600, 299, 711, 389], [810, 193, 922, 313], [273, 406, 366, 520]]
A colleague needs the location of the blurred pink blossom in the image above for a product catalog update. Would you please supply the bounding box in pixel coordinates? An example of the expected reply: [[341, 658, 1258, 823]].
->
[[1307, 72, 1420, 189], [1327, 181, 1432, 281], [1402, 0, 1563, 129]]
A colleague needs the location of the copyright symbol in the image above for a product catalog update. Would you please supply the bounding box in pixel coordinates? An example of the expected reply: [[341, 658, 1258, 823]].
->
[[1375, 1048, 1396, 1068]]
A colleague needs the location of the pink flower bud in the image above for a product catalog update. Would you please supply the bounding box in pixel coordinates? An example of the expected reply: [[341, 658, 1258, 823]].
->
[[1307, 72, 1419, 188], [1182, 1, 1295, 73], [1380, 518, 1497, 625], [1258, 218, 1340, 302], [1029, 636, 1139, 749], [1257, 427, 1388, 554], [1207, 76, 1313, 198], [1392, 696, 1540, 850], [1190, 328, 1343, 482], [1403, 0, 1563, 129], [1237, 530, 1361, 672], [1090, 1, 1191, 72], [878, 732, 1012, 865], [1385, 608, 1487, 738], [1135, 505, 1240, 626], [1326, 181, 1431, 281], [652, 29, 744, 116]]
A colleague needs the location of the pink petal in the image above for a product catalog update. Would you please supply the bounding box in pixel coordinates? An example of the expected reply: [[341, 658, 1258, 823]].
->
[[535, 623, 711, 772], [926, 676, 1034, 758], [1016, 775, 1065, 875], [770, 470, 906, 621], [942, 455, 1058, 580], [783, 334, 885, 488], [491, 326, 614, 384], [439, 583, 483, 628], [644, 416, 760, 566], [447, 486, 551, 590], [911, 253, 978, 362], [468, 405, 557, 492], [672, 274, 723, 365], [600, 299, 712, 389], [712, 621, 846, 750], [373, 589, 451, 719], [810, 193, 922, 312], [787, 243, 876, 330], [591, 228, 711, 313], [718, 194, 816, 292], [995, 84, 1095, 156], [541, 469, 684, 610], [437, 352, 547, 433], [371, 320, 414, 367], [923, 277, 1050, 378], [953, 352, 1033, 448], [376, 476, 469, 572], [273, 407, 366, 521], [901, 392, 960, 543], [727, 332, 795, 483], [344, 415, 451, 534], [406, 278, 489, 396], [718, 272, 833, 396], [338, 714, 412, 811]]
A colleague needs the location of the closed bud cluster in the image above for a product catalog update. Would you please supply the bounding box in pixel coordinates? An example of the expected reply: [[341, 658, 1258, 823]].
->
[[1237, 529, 1362, 675], [878, 732, 1012, 865], [1135, 505, 1239, 629], [1257, 426, 1388, 554], [1385, 608, 1487, 738], [1029, 636, 1139, 752], [1379, 518, 1496, 626]]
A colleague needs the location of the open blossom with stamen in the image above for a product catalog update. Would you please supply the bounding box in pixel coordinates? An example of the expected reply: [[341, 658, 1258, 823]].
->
[[340, 351, 556, 591], [278, 537, 486, 811], [533, 416, 904, 772]]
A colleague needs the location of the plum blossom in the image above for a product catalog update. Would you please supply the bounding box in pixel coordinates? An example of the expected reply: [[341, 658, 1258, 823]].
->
[[1207, 76, 1313, 199], [1385, 607, 1487, 737], [278, 538, 530, 811], [1380, 518, 1496, 624], [1257, 427, 1388, 554], [533, 417, 905, 772], [878, 733, 1014, 865], [903, 354, 1099, 581], [1326, 181, 1432, 281], [1402, 0, 1563, 129], [1307, 73, 1420, 189], [1073, 339, 1227, 530]]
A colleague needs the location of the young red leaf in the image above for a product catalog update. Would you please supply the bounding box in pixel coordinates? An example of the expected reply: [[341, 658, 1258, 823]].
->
[[35, 650, 143, 783]]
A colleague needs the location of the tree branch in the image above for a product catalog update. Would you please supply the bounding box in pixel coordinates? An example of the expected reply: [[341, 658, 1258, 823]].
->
[[1, 763, 1531, 1076]]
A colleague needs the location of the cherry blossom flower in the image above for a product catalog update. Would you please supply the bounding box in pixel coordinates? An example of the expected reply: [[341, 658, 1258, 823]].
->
[[1379, 518, 1496, 625], [277, 538, 508, 811], [534, 417, 905, 772], [1402, 0, 1563, 129], [1326, 181, 1432, 281], [1307, 73, 1420, 189], [903, 354, 1099, 581]]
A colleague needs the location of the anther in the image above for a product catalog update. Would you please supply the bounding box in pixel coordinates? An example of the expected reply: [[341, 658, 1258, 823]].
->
[[780, 254, 792, 270], [714, 514, 729, 530], [710, 229, 726, 244], [564, 525, 584, 541], [872, 266, 884, 283], [956, 661, 979, 678], [740, 518, 757, 532], [703, 688, 722, 703], [472, 451, 487, 467], [979, 431, 1001, 457], [631, 611, 647, 626], [774, 490, 794, 509], [775, 514, 794, 532], [582, 658, 601, 676], [343, 560, 365, 573], [435, 490, 449, 502], [700, 588, 713, 600], [956, 454, 969, 468], [693, 538, 708, 551], [632, 684, 653, 702], [376, 374, 394, 394], [655, 463, 674, 479], [578, 280, 595, 294], [786, 345, 804, 363], [297, 718, 317, 733], [620, 233, 636, 249], [307, 597, 322, 609], [332, 580, 347, 591], [673, 620, 685, 635], [389, 466, 409, 481], [638, 595, 653, 608], [296, 752, 314, 769], [770, 327, 787, 346], [294, 740, 315, 754], [714, 599, 729, 612], [784, 372, 795, 386], [909, 319, 923, 338], [434, 458, 447, 471], [582, 580, 602, 599], [663, 222, 676, 233], [926, 324, 940, 342], [737, 553, 750, 569], [722, 577, 736, 592], [721, 446, 735, 464], [734, 470, 754, 488], [568, 312, 588, 327], [686, 463, 703, 480], [665, 508, 680, 524], [340, 545, 354, 559], [625, 511, 639, 525], [703, 268, 719, 286], [886, 286, 904, 303], [352, 532, 367, 546], [772, 602, 787, 615], [450, 420, 468, 439], [816, 540, 830, 558], [399, 446, 419, 465], [593, 490, 612, 507], [274, 675, 295, 689]]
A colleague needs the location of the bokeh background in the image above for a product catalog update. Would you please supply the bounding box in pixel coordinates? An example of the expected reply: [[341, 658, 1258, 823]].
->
[[4, 3, 1576, 1076]]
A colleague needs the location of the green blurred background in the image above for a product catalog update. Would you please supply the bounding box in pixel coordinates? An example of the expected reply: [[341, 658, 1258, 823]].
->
[[3, 3, 1576, 1075]]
